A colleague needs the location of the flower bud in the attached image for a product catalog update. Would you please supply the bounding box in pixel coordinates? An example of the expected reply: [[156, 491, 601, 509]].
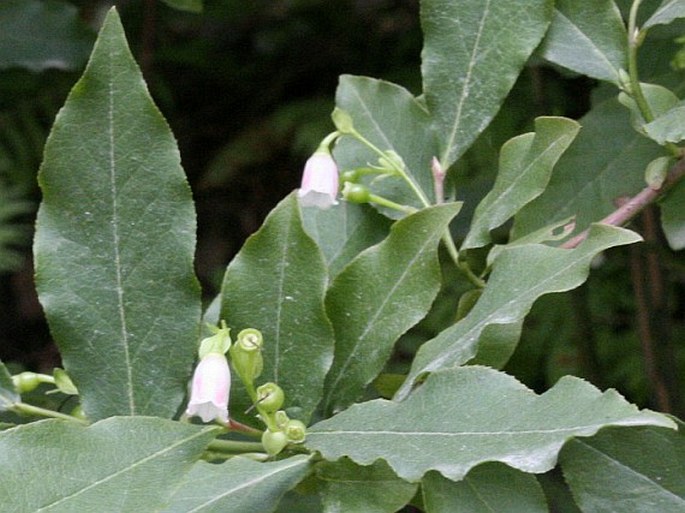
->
[[274, 410, 290, 430], [298, 152, 339, 209], [256, 382, 284, 413], [342, 182, 371, 204], [230, 328, 264, 385], [285, 419, 307, 443], [331, 107, 355, 134], [12, 372, 40, 394], [186, 352, 231, 423], [262, 429, 289, 456], [54, 368, 78, 395]]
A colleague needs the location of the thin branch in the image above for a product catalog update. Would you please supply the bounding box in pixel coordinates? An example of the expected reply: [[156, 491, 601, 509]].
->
[[561, 158, 685, 249]]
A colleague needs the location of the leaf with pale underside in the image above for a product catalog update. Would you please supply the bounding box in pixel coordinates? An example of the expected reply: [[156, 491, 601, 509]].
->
[[306, 366, 675, 483], [34, 8, 201, 421], [422, 0, 552, 168], [396, 224, 641, 399]]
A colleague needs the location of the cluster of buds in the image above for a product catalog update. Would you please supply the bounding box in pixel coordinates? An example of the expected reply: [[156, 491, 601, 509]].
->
[[297, 108, 418, 214], [185, 322, 306, 457]]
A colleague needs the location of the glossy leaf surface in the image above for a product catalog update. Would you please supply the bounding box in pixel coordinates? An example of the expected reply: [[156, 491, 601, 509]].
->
[[34, 9, 201, 420]]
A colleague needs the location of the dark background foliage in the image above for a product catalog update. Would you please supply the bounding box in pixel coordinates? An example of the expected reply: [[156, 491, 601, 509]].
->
[[0, 0, 682, 426]]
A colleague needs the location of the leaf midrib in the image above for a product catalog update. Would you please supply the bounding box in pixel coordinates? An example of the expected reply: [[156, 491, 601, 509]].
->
[[107, 48, 136, 416]]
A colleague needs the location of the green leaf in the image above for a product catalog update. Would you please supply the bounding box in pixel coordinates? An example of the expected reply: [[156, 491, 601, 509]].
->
[[560, 423, 685, 512], [34, 8, 201, 420], [0, 361, 19, 411], [644, 102, 685, 144], [618, 83, 679, 133], [332, 75, 438, 215], [0, 0, 95, 72], [397, 224, 642, 399], [301, 201, 391, 279], [539, 0, 628, 83], [162, 456, 312, 513], [307, 366, 675, 483], [422, 464, 548, 513], [644, 0, 685, 28], [316, 458, 418, 513], [512, 97, 663, 239], [220, 193, 334, 423], [160, 0, 203, 13], [0, 417, 219, 513], [322, 202, 462, 414], [422, 0, 553, 168], [462, 117, 580, 249], [661, 180, 685, 250]]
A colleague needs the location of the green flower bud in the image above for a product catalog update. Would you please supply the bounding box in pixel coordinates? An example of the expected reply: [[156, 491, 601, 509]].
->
[[285, 419, 307, 443], [342, 182, 371, 204], [230, 328, 264, 384], [54, 368, 78, 395], [256, 382, 285, 413], [262, 429, 289, 456], [340, 169, 360, 183], [70, 405, 88, 421], [331, 107, 355, 134], [12, 372, 40, 394], [274, 410, 290, 430], [198, 321, 231, 358]]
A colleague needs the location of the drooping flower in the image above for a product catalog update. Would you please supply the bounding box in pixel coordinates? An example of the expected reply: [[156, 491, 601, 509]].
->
[[186, 352, 230, 423], [297, 151, 339, 209]]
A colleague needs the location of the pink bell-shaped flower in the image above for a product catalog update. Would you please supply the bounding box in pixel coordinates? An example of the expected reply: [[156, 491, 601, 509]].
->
[[297, 152, 339, 209], [186, 352, 230, 423]]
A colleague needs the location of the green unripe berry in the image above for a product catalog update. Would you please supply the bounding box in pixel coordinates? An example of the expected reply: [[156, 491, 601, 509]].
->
[[342, 182, 371, 204], [12, 372, 41, 394], [256, 382, 285, 413], [262, 429, 289, 456], [285, 419, 307, 443]]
